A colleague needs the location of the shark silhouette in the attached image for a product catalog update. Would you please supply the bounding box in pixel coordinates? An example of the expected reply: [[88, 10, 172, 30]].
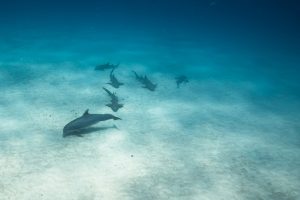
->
[[175, 75, 189, 88], [103, 87, 123, 112], [132, 71, 157, 91], [107, 68, 124, 88], [95, 62, 119, 71]]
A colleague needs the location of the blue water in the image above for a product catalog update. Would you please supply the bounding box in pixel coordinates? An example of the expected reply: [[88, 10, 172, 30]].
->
[[0, 1, 299, 199]]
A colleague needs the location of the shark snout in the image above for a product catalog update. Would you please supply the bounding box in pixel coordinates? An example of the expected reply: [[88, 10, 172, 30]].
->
[[113, 116, 121, 120]]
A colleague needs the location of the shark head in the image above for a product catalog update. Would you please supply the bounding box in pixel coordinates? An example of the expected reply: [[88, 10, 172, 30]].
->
[[143, 83, 157, 91], [107, 114, 121, 120], [106, 103, 123, 112]]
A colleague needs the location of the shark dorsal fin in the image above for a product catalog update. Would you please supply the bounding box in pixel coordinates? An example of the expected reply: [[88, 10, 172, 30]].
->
[[83, 109, 89, 116]]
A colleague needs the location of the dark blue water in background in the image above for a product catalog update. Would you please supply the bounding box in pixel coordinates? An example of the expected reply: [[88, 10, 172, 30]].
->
[[1, 0, 299, 54]]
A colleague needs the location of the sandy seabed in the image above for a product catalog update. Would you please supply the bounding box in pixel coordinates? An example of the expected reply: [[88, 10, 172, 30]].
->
[[0, 35, 299, 200]]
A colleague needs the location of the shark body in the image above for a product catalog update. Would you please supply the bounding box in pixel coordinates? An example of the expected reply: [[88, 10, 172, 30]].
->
[[107, 68, 124, 88], [132, 71, 157, 91], [103, 87, 123, 112], [175, 75, 189, 88], [95, 62, 119, 71]]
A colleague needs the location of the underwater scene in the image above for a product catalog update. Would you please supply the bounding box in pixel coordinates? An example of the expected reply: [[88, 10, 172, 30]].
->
[[0, 0, 299, 199]]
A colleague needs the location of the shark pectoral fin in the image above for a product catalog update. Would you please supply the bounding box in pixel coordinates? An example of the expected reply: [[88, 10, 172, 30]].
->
[[112, 124, 119, 130]]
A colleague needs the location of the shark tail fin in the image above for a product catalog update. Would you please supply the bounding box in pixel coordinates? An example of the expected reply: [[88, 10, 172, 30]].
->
[[103, 87, 113, 96]]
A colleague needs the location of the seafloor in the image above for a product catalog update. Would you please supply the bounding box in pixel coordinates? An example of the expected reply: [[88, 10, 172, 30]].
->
[[0, 30, 299, 200]]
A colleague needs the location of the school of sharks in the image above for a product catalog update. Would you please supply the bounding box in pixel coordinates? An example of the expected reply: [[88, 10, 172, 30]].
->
[[63, 63, 189, 137]]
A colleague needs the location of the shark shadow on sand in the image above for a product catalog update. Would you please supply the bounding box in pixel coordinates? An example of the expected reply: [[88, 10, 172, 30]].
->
[[71, 125, 118, 136], [132, 71, 157, 91], [103, 87, 123, 112], [63, 109, 121, 137]]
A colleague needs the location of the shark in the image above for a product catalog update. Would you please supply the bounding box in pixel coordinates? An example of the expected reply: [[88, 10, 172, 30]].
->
[[132, 71, 157, 91], [103, 87, 123, 112], [175, 75, 189, 88], [63, 109, 121, 137], [107, 68, 124, 88], [95, 62, 119, 71]]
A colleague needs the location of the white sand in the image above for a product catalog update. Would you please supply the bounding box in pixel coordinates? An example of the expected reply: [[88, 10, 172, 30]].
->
[[0, 36, 299, 200]]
